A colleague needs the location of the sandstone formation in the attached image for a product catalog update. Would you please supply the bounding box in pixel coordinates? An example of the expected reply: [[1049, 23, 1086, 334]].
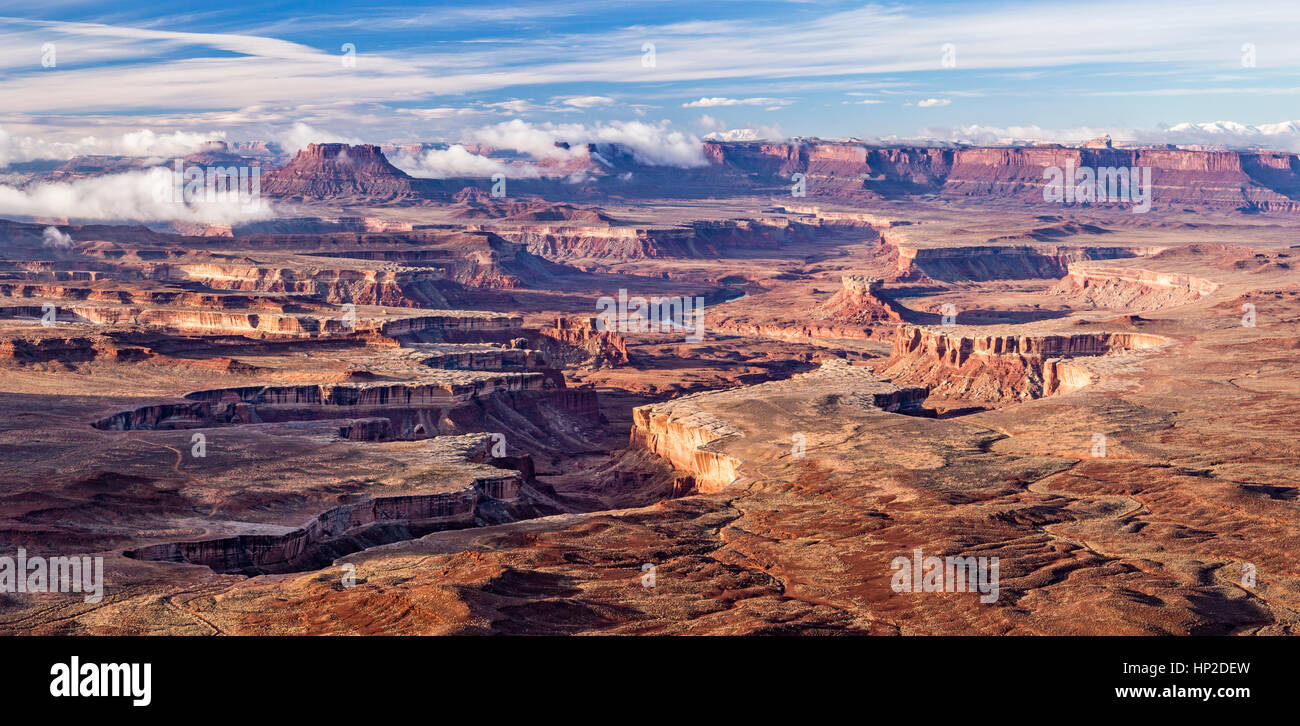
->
[[817, 275, 903, 326], [3, 131, 1300, 639], [262, 143, 424, 202], [882, 325, 1169, 403], [631, 360, 926, 492], [703, 141, 1300, 211]]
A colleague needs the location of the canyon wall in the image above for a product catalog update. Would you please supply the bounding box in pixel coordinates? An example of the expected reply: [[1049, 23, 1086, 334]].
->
[[481, 217, 848, 260], [703, 141, 1300, 211], [890, 244, 1159, 282], [1050, 263, 1222, 311], [126, 469, 522, 574], [628, 360, 926, 492], [884, 325, 1168, 402], [533, 316, 630, 366], [629, 403, 742, 494]]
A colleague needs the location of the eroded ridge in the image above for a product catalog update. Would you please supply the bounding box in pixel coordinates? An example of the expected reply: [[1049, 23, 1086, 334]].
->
[[881, 325, 1170, 403], [631, 359, 927, 492], [125, 435, 528, 574]]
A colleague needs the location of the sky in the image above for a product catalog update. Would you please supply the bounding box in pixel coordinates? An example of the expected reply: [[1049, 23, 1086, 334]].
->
[[4, 0, 1300, 157]]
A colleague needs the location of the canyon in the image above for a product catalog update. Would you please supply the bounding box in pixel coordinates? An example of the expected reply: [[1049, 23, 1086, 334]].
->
[[0, 140, 1297, 637]]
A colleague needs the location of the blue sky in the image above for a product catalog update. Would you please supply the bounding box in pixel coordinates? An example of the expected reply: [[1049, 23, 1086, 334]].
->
[[4, 0, 1300, 154]]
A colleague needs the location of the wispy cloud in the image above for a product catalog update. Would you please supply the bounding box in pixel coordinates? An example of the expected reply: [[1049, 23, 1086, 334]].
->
[[682, 97, 792, 108]]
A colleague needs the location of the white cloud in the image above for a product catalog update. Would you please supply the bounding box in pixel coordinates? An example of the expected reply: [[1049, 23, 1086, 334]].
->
[[704, 129, 759, 142], [1155, 120, 1300, 150], [697, 114, 726, 131], [916, 98, 951, 108], [468, 119, 707, 167], [485, 99, 550, 114], [683, 97, 793, 108], [0, 169, 273, 224], [389, 145, 539, 179], [560, 96, 616, 108], [276, 122, 363, 154], [4, 2, 1300, 127], [396, 107, 483, 120], [0, 127, 224, 167], [42, 226, 74, 250], [919, 124, 1112, 145]]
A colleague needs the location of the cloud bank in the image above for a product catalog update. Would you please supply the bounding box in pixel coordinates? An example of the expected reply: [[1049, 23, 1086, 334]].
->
[[0, 169, 273, 224], [468, 120, 707, 167], [0, 128, 224, 168], [390, 145, 539, 179]]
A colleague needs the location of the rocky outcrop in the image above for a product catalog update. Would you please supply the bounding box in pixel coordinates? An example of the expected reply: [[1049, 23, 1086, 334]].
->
[[818, 275, 903, 326], [140, 261, 450, 308], [125, 436, 524, 574], [884, 325, 1168, 402], [481, 217, 854, 260], [92, 373, 552, 431], [0, 334, 152, 365], [262, 143, 423, 202], [0, 303, 521, 340], [891, 243, 1157, 282], [629, 402, 742, 494], [534, 317, 629, 367], [630, 360, 926, 492], [1050, 263, 1222, 311]]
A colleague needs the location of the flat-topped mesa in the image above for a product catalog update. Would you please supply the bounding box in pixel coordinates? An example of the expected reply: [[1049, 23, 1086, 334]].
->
[[0, 303, 521, 340], [768, 205, 898, 228], [140, 261, 449, 307], [91, 371, 556, 432], [885, 325, 1169, 402], [481, 217, 849, 260], [703, 140, 1300, 211], [890, 325, 1167, 366], [0, 281, 312, 312], [891, 244, 1157, 282], [262, 143, 421, 201], [630, 360, 926, 493], [483, 225, 694, 259], [124, 434, 525, 574], [1050, 263, 1222, 312]]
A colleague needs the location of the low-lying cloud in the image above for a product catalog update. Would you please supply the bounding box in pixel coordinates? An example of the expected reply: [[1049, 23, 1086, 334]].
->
[[0, 169, 273, 224], [0, 127, 224, 168], [468, 120, 707, 167], [41, 226, 74, 250], [390, 144, 540, 179]]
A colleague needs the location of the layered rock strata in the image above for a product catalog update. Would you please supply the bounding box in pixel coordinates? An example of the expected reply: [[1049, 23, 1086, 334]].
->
[[630, 360, 926, 492], [125, 435, 522, 574], [884, 325, 1169, 402]]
